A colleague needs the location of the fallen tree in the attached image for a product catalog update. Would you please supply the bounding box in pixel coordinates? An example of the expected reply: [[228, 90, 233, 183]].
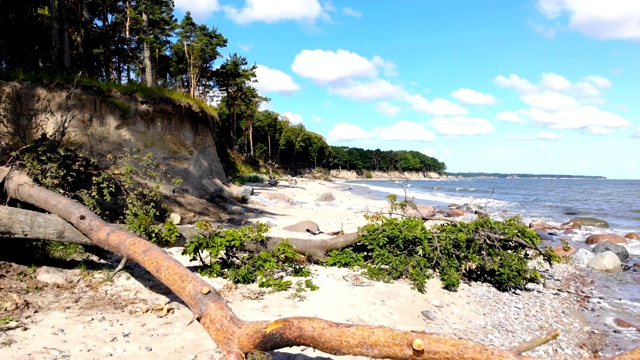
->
[[1, 166, 639, 359]]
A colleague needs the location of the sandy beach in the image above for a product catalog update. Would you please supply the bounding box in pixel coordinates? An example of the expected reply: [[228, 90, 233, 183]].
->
[[0, 177, 602, 359]]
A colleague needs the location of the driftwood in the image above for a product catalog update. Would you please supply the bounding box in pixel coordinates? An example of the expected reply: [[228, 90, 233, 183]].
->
[[2, 166, 640, 359], [0, 205, 94, 245]]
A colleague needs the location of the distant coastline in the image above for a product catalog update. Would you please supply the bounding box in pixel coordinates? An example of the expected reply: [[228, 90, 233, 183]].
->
[[446, 172, 607, 180]]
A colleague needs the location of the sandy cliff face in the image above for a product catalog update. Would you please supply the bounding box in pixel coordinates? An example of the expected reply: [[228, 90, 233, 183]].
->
[[0, 81, 230, 199]]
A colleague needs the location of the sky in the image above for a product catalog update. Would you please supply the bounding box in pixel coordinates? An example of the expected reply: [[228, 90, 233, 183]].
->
[[172, 0, 640, 179]]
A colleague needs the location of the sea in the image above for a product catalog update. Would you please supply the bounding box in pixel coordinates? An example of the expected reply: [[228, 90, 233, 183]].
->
[[338, 177, 640, 356]]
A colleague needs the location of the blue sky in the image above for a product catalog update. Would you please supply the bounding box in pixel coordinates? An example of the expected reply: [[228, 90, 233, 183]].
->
[[173, 0, 640, 179]]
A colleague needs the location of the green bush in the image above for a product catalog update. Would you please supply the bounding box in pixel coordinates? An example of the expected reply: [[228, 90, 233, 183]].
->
[[326, 200, 558, 292], [182, 222, 315, 292]]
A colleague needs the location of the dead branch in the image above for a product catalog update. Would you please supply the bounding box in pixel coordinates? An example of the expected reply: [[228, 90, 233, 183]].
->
[[2, 166, 640, 359]]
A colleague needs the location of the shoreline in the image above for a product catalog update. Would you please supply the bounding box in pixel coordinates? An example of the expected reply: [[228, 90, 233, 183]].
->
[[0, 177, 609, 359]]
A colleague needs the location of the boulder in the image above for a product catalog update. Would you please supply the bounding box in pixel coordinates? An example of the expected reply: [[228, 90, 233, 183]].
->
[[315, 192, 336, 202], [283, 220, 320, 233], [587, 251, 622, 272], [566, 217, 610, 228], [585, 234, 627, 245], [404, 205, 436, 218], [535, 230, 554, 241], [446, 209, 465, 217], [625, 232, 640, 240], [234, 185, 254, 201], [168, 213, 181, 225], [552, 245, 576, 258], [36, 267, 81, 286], [529, 219, 549, 230], [261, 192, 293, 203], [570, 248, 596, 267], [592, 242, 629, 262], [247, 195, 275, 207]]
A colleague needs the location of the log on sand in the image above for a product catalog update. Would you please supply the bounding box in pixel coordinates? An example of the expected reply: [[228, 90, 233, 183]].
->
[[2, 166, 639, 359]]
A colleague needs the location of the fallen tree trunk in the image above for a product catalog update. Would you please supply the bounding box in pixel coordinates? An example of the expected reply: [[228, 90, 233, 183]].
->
[[2, 166, 639, 359], [0, 205, 94, 246]]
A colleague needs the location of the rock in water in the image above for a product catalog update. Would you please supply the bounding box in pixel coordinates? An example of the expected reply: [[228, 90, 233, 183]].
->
[[624, 232, 640, 240], [592, 242, 629, 262], [585, 234, 627, 245], [570, 248, 596, 267], [587, 251, 622, 272], [566, 217, 610, 228]]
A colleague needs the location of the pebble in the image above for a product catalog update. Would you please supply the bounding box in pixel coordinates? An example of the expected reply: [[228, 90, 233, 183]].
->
[[145, 346, 153, 352], [421, 310, 437, 321]]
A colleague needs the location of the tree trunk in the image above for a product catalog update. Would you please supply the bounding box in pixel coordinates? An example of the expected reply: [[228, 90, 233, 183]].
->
[[60, 1, 71, 71], [2, 166, 639, 360], [47, 0, 59, 69], [0, 205, 93, 245], [142, 11, 153, 87], [125, 0, 132, 83]]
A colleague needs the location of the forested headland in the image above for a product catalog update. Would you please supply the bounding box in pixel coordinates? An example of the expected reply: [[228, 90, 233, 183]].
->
[[0, 1, 446, 177]]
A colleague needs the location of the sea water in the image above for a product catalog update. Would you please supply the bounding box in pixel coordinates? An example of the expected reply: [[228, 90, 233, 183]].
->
[[340, 178, 640, 355]]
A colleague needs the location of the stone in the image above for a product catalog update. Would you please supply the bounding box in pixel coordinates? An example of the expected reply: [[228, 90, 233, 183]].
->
[[592, 242, 629, 262], [566, 217, 610, 228], [283, 220, 320, 233], [624, 232, 640, 240], [234, 185, 254, 201], [585, 234, 626, 245], [552, 245, 577, 258], [587, 251, 622, 272], [446, 209, 465, 217], [168, 213, 181, 225], [529, 219, 549, 230], [421, 310, 437, 321], [261, 192, 293, 203], [535, 230, 554, 241], [247, 196, 274, 207], [424, 220, 449, 231], [315, 192, 336, 202], [404, 205, 436, 218], [36, 267, 80, 286], [570, 248, 596, 267]]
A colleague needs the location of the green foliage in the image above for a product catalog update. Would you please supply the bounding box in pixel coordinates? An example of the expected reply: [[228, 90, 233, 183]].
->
[[182, 222, 315, 292], [233, 174, 268, 185], [326, 199, 557, 292]]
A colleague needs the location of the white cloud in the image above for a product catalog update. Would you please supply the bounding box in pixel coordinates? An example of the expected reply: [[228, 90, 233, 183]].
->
[[494, 74, 537, 94], [429, 117, 495, 136], [282, 111, 303, 125], [330, 79, 406, 101], [421, 149, 435, 156], [371, 56, 397, 77], [175, 0, 220, 20], [254, 65, 300, 94], [520, 106, 630, 130], [509, 132, 563, 141], [450, 88, 497, 105], [589, 127, 613, 135], [535, 0, 640, 40], [632, 127, 640, 138], [586, 75, 613, 88], [372, 120, 434, 142], [238, 42, 253, 52], [329, 122, 370, 141], [224, 0, 329, 24], [497, 111, 524, 123], [374, 102, 401, 117], [311, 115, 324, 122], [540, 73, 572, 92], [342, 7, 362, 17], [521, 91, 580, 112], [292, 49, 377, 83], [574, 81, 601, 98], [407, 94, 468, 116]]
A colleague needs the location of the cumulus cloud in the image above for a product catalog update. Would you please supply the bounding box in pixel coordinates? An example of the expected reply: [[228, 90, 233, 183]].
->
[[329, 122, 370, 141], [407, 94, 468, 116], [494, 74, 537, 94], [497, 111, 524, 123], [535, 0, 640, 40], [540, 73, 572, 92], [292, 49, 378, 83], [421, 149, 435, 156], [450, 88, 497, 105], [372, 120, 434, 142], [174, 0, 220, 21], [429, 117, 495, 136], [281, 111, 303, 125], [520, 106, 630, 131], [342, 7, 362, 17], [586, 75, 612, 88], [329, 79, 406, 101], [224, 0, 329, 24], [374, 102, 401, 117], [254, 65, 300, 94], [521, 91, 580, 112], [589, 127, 613, 135], [371, 56, 397, 77], [632, 126, 640, 138]]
